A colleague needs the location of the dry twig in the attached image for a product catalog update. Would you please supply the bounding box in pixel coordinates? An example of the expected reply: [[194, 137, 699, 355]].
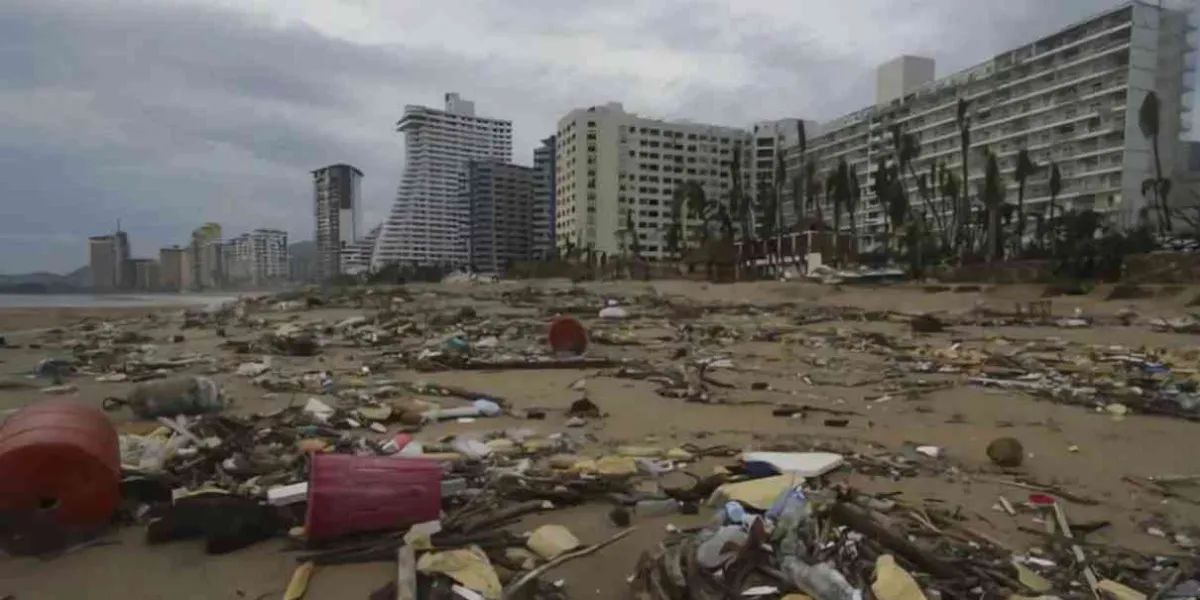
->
[[502, 528, 636, 600]]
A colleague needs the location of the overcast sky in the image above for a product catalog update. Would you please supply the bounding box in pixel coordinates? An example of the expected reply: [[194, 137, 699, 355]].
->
[[1, 0, 1125, 274]]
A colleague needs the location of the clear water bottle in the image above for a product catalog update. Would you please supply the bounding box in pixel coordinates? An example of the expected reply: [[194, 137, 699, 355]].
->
[[695, 525, 749, 569], [770, 485, 810, 555], [634, 498, 680, 518], [778, 557, 862, 600]]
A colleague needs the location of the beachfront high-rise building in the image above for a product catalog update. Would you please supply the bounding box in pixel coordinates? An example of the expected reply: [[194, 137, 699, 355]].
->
[[88, 226, 137, 291], [88, 235, 117, 291], [113, 229, 133, 290], [464, 159, 538, 273], [554, 102, 748, 259], [226, 229, 289, 286], [226, 234, 255, 284], [343, 224, 381, 275], [159, 246, 188, 292], [532, 136, 557, 260], [196, 238, 225, 289], [252, 229, 289, 283], [130, 259, 159, 291], [876, 56, 937, 106], [373, 93, 513, 268], [744, 119, 813, 229], [188, 222, 222, 290], [312, 164, 363, 280], [785, 0, 1198, 250]]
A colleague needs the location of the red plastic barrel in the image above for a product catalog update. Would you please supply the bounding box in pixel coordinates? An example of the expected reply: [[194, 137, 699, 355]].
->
[[305, 454, 442, 541], [0, 400, 120, 527], [547, 316, 589, 355]]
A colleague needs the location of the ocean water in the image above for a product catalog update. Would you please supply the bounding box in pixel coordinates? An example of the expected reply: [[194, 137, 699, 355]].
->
[[0, 293, 240, 309]]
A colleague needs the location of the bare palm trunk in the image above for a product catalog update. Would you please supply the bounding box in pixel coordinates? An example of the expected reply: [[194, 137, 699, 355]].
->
[[1016, 184, 1026, 258], [1152, 137, 1172, 234]]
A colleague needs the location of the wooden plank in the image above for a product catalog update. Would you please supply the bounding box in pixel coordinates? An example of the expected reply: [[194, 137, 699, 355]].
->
[[396, 544, 417, 600]]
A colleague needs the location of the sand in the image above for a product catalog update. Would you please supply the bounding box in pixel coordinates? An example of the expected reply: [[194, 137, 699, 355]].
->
[[0, 306, 185, 333], [0, 280, 1198, 599]]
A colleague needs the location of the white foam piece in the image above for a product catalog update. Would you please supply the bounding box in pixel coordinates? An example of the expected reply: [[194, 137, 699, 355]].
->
[[740, 451, 846, 477]]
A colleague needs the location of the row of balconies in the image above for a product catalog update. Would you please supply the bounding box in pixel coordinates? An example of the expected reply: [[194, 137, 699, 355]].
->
[[780, 143, 1127, 216], [856, 71, 1129, 154], [808, 23, 1135, 155], [800, 112, 1127, 188]]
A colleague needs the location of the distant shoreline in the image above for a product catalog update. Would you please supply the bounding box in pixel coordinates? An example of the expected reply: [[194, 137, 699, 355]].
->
[[0, 292, 246, 310], [0, 289, 275, 295]]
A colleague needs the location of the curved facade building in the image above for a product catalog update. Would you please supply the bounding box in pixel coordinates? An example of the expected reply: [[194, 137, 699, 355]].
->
[[373, 93, 512, 269]]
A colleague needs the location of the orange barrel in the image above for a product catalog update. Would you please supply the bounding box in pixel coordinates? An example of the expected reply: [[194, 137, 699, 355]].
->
[[0, 400, 121, 527], [547, 316, 589, 355]]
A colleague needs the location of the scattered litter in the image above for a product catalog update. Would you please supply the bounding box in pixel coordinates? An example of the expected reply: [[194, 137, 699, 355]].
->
[[0, 281, 1190, 600]]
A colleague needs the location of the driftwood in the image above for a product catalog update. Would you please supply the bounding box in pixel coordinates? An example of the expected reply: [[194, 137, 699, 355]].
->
[[972, 475, 1099, 506], [452, 500, 547, 535], [395, 544, 416, 600], [416, 357, 619, 373], [771, 405, 863, 418], [422, 384, 514, 408], [828, 502, 964, 580], [502, 528, 636, 600]]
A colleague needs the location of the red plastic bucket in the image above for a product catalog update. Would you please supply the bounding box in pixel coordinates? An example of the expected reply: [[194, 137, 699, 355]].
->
[[547, 316, 588, 355], [0, 400, 120, 528], [305, 454, 442, 541]]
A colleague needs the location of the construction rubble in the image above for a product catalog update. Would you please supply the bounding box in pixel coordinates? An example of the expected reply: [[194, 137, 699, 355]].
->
[[0, 282, 1198, 599]]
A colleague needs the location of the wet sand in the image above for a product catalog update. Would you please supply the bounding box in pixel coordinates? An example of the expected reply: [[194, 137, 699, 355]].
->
[[0, 306, 185, 332], [1, 280, 1199, 599]]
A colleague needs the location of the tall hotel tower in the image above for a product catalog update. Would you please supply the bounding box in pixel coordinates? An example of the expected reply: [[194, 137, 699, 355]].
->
[[373, 93, 513, 268]]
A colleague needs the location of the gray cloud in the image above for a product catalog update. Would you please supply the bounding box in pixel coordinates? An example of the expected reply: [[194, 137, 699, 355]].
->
[[0, 0, 1130, 272]]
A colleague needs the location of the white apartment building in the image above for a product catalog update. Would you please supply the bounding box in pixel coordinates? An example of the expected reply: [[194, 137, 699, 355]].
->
[[555, 103, 779, 259], [226, 229, 289, 286], [195, 238, 225, 290], [313, 164, 363, 279], [343, 224, 381, 274], [787, 0, 1197, 250], [252, 229, 289, 282], [744, 119, 813, 229], [226, 234, 255, 283], [373, 93, 513, 268], [532, 136, 557, 260]]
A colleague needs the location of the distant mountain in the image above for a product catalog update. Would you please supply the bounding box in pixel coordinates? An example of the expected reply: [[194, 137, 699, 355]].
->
[[64, 266, 91, 287], [0, 266, 89, 293]]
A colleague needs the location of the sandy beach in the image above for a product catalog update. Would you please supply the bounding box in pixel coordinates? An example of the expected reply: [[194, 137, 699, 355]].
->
[[0, 279, 1198, 599], [0, 306, 183, 332], [0, 292, 241, 332]]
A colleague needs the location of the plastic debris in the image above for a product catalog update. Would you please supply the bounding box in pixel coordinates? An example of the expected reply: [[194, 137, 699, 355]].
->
[[527, 524, 581, 560], [104, 376, 226, 420], [417, 546, 502, 600]]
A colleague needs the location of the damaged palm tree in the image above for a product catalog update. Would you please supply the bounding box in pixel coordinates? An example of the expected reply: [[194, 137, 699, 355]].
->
[[1139, 90, 1173, 233], [981, 148, 1006, 263]]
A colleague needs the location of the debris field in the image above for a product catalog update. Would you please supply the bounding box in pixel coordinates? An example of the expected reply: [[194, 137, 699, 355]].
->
[[0, 280, 1198, 600]]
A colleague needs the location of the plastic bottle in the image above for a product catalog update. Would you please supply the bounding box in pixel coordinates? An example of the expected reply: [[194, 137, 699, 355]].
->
[[713, 501, 747, 526], [421, 399, 502, 422], [320, 374, 336, 394], [778, 557, 862, 600], [768, 485, 807, 521], [634, 498, 680, 518], [599, 305, 628, 320], [103, 376, 226, 420], [472, 399, 502, 416], [695, 525, 749, 568], [771, 486, 810, 559], [443, 336, 470, 354]]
